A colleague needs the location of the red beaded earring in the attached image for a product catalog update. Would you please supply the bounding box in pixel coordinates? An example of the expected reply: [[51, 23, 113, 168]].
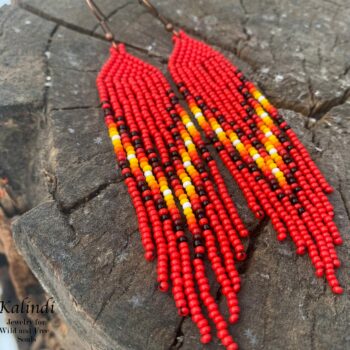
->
[[87, 1, 249, 349], [139, 0, 343, 295], [167, 30, 344, 293]]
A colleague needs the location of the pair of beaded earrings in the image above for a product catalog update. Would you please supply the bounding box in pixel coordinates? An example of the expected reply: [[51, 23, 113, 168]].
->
[[87, 1, 343, 349]]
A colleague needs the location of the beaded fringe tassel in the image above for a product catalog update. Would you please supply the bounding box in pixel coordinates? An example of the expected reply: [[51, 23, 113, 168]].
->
[[168, 31, 343, 295], [97, 44, 253, 350]]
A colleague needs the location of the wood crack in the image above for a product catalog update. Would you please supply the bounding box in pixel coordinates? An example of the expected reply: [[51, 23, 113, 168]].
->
[[169, 317, 185, 350], [91, 2, 132, 34]]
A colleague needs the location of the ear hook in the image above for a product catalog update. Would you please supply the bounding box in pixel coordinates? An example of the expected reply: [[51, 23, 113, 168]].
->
[[138, 0, 178, 35], [85, 0, 118, 46]]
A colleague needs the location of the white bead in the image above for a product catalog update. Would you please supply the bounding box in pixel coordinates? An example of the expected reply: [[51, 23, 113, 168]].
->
[[183, 161, 191, 168], [144, 171, 152, 177], [269, 148, 277, 155], [261, 112, 268, 118], [215, 127, 223, 134], [233, 140, 241, 146], [127, 154, 136, 160], [253, 154, 261, 161], [186, 122, 194, 128], [111, 135, 120, 141], [163, 189, 172, 196], [185, 140, 193, 147], [258, 95, 265, 102], [194, 112, 202, 119], [272, 167, 280, 174], [182, 202, 192, 209], [265, 131, 273, 137], [183, 181, 191, 188]]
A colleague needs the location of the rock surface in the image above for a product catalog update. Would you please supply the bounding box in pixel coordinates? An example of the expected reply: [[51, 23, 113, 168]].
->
[[0, 0, 348, 349]]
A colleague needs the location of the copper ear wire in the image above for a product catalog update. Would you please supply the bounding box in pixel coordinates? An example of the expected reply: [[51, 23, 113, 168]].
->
[[85, 0, 118, 47], [138, 0, 179, 35]]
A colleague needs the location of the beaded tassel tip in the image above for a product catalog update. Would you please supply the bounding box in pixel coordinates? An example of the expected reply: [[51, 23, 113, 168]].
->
[[168, 31, 343, 294], [97, 44, 252, 350]]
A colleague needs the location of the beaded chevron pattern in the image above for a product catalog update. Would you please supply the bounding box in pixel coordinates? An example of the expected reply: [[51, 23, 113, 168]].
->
[[97, 44, 252, 349], [168, 31, 343, 296]]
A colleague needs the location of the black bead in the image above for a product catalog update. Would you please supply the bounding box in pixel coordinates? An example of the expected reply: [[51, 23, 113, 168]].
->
[[288, 177, 297, 184], [283, 156, 293, 164], [175, 224, 183, 231], [232, 155, 240, 162], [271, 183, 279, 191], [194, 253, 204, 260], [294, 186, 302, 193], [277, 193, 285, 200], [198, 212, 205, 219], [177, 236, 188, 243], [298, 207, 306, 215], [103, 108, 112, 116], [194, 239, 203, 247], [290, 196, 298, 204]]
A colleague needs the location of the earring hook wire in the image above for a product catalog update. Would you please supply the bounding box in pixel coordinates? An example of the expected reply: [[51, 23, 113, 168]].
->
[[138, 0, 178, 35], [86, 0, 118, 47]]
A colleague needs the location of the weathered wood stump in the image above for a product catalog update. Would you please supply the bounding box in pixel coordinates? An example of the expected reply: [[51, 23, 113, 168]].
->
[[0, 0, 349, 349]]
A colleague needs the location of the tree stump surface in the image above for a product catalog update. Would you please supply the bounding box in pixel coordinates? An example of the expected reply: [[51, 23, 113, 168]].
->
[[0, 1, 349, 349]]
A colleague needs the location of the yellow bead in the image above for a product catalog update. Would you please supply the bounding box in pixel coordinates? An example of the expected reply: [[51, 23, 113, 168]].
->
[[236, 143, 245, 152], [183, 207, 192, 216]]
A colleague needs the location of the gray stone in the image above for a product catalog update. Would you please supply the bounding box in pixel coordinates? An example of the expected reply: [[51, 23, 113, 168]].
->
[[0, 1, 348, 350]]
